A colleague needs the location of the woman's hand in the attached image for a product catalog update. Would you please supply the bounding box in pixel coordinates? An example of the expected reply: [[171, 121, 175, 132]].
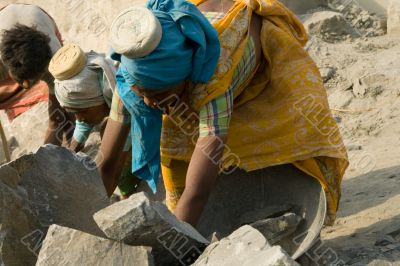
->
[[174, 134, 228, 226], [96, 119, 130, 196]]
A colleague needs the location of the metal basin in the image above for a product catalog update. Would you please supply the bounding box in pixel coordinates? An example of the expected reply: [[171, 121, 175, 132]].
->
[[197, 163, 326, 259]]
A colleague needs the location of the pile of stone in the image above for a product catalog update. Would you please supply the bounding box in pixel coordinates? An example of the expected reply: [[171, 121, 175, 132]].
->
[[325, 0, 386, 37], [0, 145, 303, 266], [300, 10, 360, 42], [299, 0, 387, 43], [37, 191, 300, 266]]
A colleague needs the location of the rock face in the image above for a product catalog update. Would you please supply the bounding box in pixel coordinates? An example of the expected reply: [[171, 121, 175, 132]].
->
[[193, 225, 299, 266], [0, 179, 41, 266], [36, 225, 154, 266], [388, 0, 400, 37], [94, 192, 209, 265], [0, 145, 109, 266], [9, 145, 109, 236]]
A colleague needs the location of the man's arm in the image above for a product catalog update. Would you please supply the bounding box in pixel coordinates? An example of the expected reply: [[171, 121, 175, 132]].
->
[[43, 72, 74, 145], [69, 138, 85, 153], [96, 118, 130, 196], [174, 135, 227, 226], [45, 93, 73, 145]]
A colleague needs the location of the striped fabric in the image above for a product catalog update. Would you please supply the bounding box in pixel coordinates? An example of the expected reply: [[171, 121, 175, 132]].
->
[[203, 11, 225, 23], [109, 11, 258, 138], [109, 86, 131, 124], [198, 36, 257, 137]]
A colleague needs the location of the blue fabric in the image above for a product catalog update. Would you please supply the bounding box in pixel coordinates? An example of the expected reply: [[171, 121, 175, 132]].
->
[[73, 121, 93, 144], [110, 0, 220, 89], [116, 67, 163, 193], [110, 0, 220, 192]]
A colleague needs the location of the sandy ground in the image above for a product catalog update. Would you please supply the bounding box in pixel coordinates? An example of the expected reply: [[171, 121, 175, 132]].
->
[[310, 35, 400, 266], [1, 0, 400, 265]]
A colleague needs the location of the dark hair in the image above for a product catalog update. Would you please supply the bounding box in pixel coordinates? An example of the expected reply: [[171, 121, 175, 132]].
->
[[0, 24, 52, 83]]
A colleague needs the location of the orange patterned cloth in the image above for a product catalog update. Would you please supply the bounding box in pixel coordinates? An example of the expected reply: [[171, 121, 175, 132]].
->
[[161, 0, 348, 224], [0, 78, 49, 121]]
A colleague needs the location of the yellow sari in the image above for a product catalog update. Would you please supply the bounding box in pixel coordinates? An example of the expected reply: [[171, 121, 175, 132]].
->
[[161, 0, 348, 224]]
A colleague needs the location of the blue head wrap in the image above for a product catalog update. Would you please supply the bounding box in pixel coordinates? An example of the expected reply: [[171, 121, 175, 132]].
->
[[110, 0, 220, 192], [111, 0, 220, 89]]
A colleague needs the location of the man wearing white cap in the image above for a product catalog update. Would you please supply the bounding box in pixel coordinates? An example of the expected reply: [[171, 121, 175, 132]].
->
[[50, 43, 140, 198]]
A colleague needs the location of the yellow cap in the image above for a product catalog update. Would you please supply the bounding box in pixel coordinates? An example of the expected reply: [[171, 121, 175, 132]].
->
[[49, 43, 86, 80]]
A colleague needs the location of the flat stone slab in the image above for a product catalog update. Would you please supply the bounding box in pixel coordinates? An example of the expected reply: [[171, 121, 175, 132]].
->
[[193, 225, 299, 266], [94, 192, 209, 265], [36, 225, 154, 266]]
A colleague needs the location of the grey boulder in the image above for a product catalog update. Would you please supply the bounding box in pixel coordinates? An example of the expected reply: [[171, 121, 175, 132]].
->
[[193, 225, 299, 266], [36, 224, 154, 266], [94, 192, 209, 265]]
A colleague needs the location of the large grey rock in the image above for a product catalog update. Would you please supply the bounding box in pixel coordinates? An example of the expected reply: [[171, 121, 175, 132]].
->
[[388, 0, 400, 37], [94, 192, 209, 265], [36, 224, 154, 266], [193, 225, 299, 266], [0, 145, 109, 265], [8, 145, 109, 236], [0, 180, 41, 266]]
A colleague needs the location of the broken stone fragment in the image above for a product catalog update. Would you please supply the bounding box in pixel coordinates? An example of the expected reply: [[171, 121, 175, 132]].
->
[[319, 67, 335, 82], [250, 213, 303, 245], [193, 225, 299, 266], [36, 224, 154, 266], [94, 192, 209, 265], [239, 204, 293, 225]]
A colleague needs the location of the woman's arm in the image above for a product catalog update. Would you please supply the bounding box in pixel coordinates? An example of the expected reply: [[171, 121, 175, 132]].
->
[[96, 118, 130, 196], [174, 135, 227, 226]]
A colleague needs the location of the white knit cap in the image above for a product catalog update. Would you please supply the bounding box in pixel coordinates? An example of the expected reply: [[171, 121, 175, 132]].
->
[[110, 6, 162, 59]]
